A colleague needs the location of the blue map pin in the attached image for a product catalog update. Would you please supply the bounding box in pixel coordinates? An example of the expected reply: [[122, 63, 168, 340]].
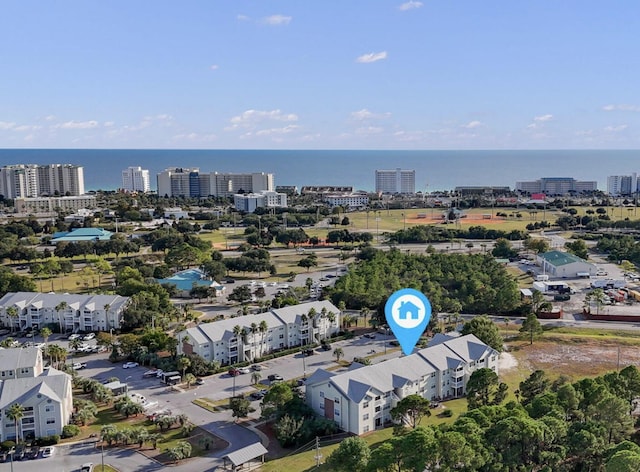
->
[[385, 288, 432, 356]]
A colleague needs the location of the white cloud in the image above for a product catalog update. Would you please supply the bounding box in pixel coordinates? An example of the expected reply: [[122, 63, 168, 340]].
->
[[350, 109, 391, 121], [399, 1, 423, 11], [103, 121, 115, 127], [227, 109, 299, 130], [603, 104, 640, 112], [526, 123, 538, 129], [462, 120, 483, 129], [172, 132, 217, 142], [237, 14, 250, 21], [604, 124, 628, 132], [355, 126, 384, 135], [534, 114, 554, 122], [255, 125, 300, 136], [0, 121, 16, 130], [210, 64, 219, 70], [262, 14, 292, 25], [356, 51, 388, 63], [13, 125, 41, 132], [56, 120, 99, 129], [44, 115, 56, 122]]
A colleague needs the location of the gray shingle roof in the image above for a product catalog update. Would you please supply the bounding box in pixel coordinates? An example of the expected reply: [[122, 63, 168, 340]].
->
[[0, 368, 71, 410], [308, 334, 493, 404], [0, 347, 40, 371], [0, 292, 129, 313]]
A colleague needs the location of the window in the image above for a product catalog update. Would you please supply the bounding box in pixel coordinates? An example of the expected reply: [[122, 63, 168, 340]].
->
[[45, 406, 54, 413], [375, 406, 381, 412], [22, 418, 34, 425], [363, 414, 369, 420], [375, 395, 381, 401], [279, 334, 284, 339], [364, 426, 370, 433], [320, 392, 324, 398], [320, 403, 324, 409], [363, 402, 369, 408], [334, 398, 340, 404], [335, 410, 340, 416], [46, 418, 55, 424]]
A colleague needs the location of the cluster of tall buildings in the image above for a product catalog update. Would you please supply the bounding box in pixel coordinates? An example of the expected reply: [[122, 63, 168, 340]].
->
[[155, 167, 274, 198], [0, 164, 84, 199], [515, 177, 598, 195], [607, 173, 638, 196]]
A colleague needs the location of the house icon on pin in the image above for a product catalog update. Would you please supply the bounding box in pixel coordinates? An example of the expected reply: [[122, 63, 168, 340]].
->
[[398, 300, 420, 320]]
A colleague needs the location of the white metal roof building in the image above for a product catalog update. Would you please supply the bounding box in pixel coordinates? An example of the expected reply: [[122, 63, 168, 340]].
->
[[305, 334, 499, 435]]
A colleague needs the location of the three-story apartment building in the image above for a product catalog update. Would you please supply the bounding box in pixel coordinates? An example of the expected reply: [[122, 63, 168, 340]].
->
[[305, 334, 499, 435]]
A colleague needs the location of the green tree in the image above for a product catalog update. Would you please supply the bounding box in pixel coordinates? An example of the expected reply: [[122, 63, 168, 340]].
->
[[333, 347, 344, 362], [7, 403, 24, 442], [390, 394, 431, 429], [466, 368, 507, 409], [177, 356, 191, 379], [184, 373, 196, 389], [520, 312, 544, 345], [519, 370, 550, 405], [261, 382, 294, 421], [565, 239, 589, 260], [251, 371, 262, 386], [326, 436, 371, 472], [461, 316, 503, 352], [230, 396, 253, 422]]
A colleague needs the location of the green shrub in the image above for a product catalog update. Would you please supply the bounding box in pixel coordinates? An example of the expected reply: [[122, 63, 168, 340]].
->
[[1, 440, 16, 451], [36, 435, 59, 446], [441, 409, 453, 418], [62, 424, 81, 438]]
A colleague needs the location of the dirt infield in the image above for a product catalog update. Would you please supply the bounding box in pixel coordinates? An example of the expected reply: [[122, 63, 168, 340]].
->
[[405, 215, 510, 226]]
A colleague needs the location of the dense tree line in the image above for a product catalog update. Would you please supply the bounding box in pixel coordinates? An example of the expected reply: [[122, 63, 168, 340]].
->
[[386, 225, 529, 245], [328, 249, 520, 316], [327, 366, 640, 471], [597, 235, 640, 265]]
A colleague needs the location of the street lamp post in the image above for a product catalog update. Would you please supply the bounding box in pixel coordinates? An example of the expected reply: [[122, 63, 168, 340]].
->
[[302, 352, 307, 379]]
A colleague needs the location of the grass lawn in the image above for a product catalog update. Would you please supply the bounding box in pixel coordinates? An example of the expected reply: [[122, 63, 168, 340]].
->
[[95, 466, 119, 472], [261, 399, 465, 472], [67, 399, 226, 464]]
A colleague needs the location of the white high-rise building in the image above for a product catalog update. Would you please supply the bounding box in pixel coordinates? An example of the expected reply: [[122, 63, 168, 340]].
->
[[0, 164, 84, 198], [607, 174, 638, 196], [157, 168, 275, 198], [375, 168, 416, 194], [122, 166, 151, 192]]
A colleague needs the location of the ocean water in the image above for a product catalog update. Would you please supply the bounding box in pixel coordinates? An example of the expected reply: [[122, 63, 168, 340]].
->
[[0, 149, 637, 192]]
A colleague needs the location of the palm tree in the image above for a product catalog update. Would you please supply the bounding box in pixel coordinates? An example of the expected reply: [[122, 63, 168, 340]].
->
[[184, 373, 196, 389], [251, 371, 262, 386], [40, 326, 52, 348], [177, 356, 191, 379], [55, 301, 68, 334], [232, 325, 242, 363], [258, 320, 268, 357], [360, 307, 371, 328], [6, 306, 18, 333], [333, 347, 344, 363], [7, 403, 24, 442], [103, 303, 112, 329]]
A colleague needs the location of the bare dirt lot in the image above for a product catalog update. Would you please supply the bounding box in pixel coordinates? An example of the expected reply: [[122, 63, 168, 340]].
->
[[503, 335, 640, 386]]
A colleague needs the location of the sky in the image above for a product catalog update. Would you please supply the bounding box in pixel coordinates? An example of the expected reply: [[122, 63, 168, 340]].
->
[[2, 1, 640, 150]]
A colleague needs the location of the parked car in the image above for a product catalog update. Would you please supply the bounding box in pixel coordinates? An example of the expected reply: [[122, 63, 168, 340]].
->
[[122, 362, 139, 369], [143, 369, 159, 378], [225, 278, 236, 284], [363, 333, 376, 339], [68, 333, 81, 340], [238, 367, 251, 374], [302, 349, 315, 356], [249, 391, 264, 400], [81, 463, 94, 472], [41, 446, 54, 458], [251, 364, 263, 371], [228, 368, 240, 377], [72, 362, 87, 370], [195, 377, 205, 385], [83, 332, 96, 340], [268, 374, 283, 382]]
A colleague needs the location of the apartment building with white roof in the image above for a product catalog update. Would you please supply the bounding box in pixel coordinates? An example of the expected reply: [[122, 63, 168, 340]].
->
[[177, 300, 341, 364], [305, 334, 499, 435]]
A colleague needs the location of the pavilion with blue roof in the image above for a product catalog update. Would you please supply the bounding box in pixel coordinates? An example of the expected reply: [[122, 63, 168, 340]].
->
[[156, 268, 226, 298], [51, 228, 114, 244]]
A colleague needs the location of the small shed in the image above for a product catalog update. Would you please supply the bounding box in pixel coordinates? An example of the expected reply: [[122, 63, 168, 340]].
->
[[103, 380, 128, 396], [223, 442, 268, 471]]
